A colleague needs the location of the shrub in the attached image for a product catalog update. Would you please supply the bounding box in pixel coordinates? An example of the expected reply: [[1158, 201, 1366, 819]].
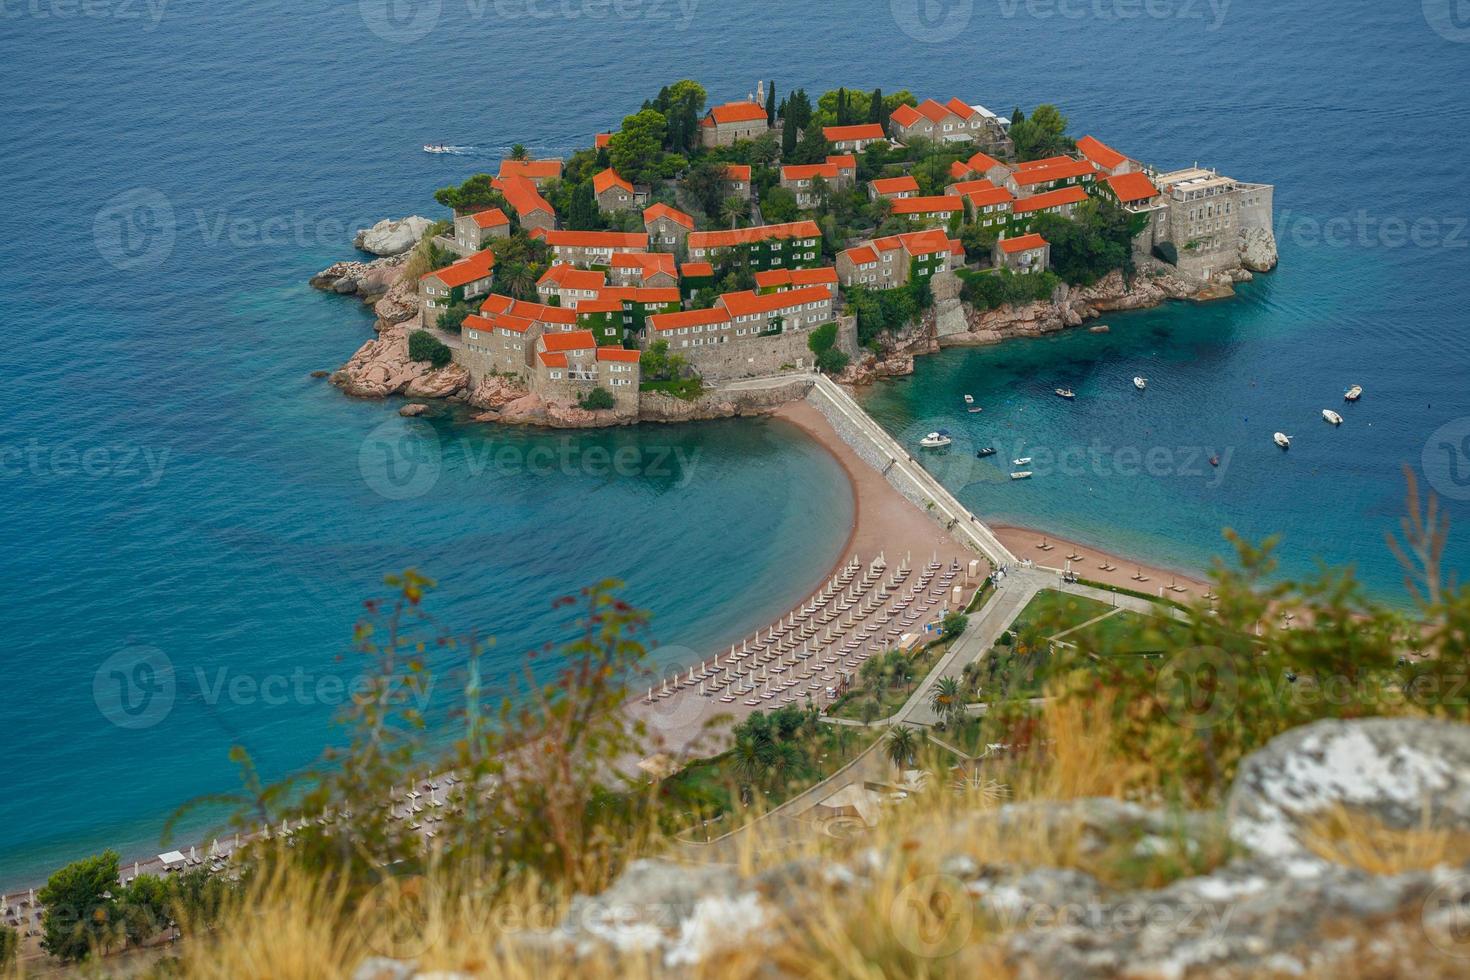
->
[[941, 612, 969, 637], [408, 330, 452, 369], [579, 387, 615, 411], [0, 926, 16, 971], [436, 302, 471, 333], [1153, 241, 1179, 265]]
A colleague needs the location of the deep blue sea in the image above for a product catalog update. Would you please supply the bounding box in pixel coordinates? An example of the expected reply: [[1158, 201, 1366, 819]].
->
[[2, 0, 1468, 884]]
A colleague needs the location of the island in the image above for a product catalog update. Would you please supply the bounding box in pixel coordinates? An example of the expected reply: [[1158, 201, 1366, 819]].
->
[[312, 79, 1277, 428]]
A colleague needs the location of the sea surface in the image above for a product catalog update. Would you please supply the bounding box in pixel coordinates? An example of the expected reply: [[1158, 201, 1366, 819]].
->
[[2, 0, 1468, 884]]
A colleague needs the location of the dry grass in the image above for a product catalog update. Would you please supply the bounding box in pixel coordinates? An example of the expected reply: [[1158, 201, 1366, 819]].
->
[[1301, 802, 1470, 874]]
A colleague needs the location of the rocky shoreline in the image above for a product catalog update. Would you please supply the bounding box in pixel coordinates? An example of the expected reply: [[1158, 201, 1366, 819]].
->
[[310, 222, 1278, 424]]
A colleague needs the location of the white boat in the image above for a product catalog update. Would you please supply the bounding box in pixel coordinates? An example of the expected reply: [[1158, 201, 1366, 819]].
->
[[423, 144, 452, 154], [919, 431, 952, 448], [1012, 456, 1032, 466], [1133, 376, 1147, 390], [1344, 384, 1363, 402], [964, 394, 974, 405], [1055, 388, 1076, 400], [1274, 432, 1292, 449], [1322, 409, 1343, 425], [1010, 471, 1033, 480]]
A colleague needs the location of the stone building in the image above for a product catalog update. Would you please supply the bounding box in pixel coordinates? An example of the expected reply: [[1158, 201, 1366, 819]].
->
[[779, 155, 857, 209], [754, 266, 839, 299], [534, 229, 648, 268], [1010, 185, 1088, 231], [449, 207, 509, 256], [457, 294, 578, 378], [536, 263, 606, 309], [593, 168, 636, 213], [721, 164, 752, 201], [889, 195, 966, 229], [497, 158, 563, 187], [836, 228, 962, 290], [946, 181, 1015, 231], [868, 175, 919, 201], [699, 101, 769, 147], [888, 98, 1008, 147], [1004, 158, 1098, 197], [609, 251, 678, 289], [1151, 167, 1275, 280], [418, 249, 495, 327], [685, 220, 822, 271], [1076, 135, 1138, 177], [492, 175, 556, 233], [642, 203, 695, 253], [994, 233, 1050, 274], [949, 150, 1010, 185], [823, 122, 886, 153]]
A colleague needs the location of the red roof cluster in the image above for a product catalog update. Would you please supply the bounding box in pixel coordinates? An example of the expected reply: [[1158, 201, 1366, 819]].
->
[[890, 97, 977, 129], [422, 248, 495, 287], [498, 159, 561, 181], [493, 175, 554, 219], [1011, 185, 1088, 215], [687, 220, 820, 251]]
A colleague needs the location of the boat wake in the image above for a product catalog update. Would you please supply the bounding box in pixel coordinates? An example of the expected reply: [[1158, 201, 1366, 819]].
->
[[423, 144, 476, 155]]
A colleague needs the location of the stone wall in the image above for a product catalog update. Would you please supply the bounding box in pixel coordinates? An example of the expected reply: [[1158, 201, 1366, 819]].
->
[[678, 315, 859, 382], [638, 377, 814, 423]]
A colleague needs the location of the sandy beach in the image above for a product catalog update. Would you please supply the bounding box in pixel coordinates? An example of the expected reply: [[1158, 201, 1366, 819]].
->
[[990, 524, 1213, 597]]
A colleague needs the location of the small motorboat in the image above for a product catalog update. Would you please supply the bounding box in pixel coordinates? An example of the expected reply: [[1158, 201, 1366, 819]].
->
[[1274, 432, 1292, 449], [423, 144, 453, 154], [1010, 471, 1033, 480], [1209, 455, 1220, 467], [964, 394, 974, 405], [976, 447, 996, 458], [1012, 456, 1032, 466], [1055, 388, 1076, 400], [1344, 385, 1363, 402], [964, 394, 982, 413], [919, 430, 952, 448], [1322, 409, 1343, 425], [1133, 377, 1147, 390]]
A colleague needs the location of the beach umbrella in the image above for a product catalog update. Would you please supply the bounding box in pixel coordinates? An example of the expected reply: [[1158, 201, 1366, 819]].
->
[[189, 845, 197, 863], [209, 840, 219, 859], [133, 862, 140, 879], [234, 832, 241, 849]]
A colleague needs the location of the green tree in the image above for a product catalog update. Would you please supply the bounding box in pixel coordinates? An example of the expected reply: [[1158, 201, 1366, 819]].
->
[[432, 174, 507, 215], [0, 925, 18, 972], [885, 725, 918, 772], [719, 195, 749, 229], [408, 329, 452, 368], [684, 159, 727, 217], [760, 186, 800, 223], [579, 387, 615, 411], [929, 676, 965, 728], [436, 301, 470, 333], [1011, 103, 1072, 161], [37, 850, 119, 962], [116, 874, 172, 946], [765, 80, 777, 125], [868, 87, 885, 125], [941, 612, 970, 637], [609, 109, 668, 186], [508, 143, 529, 161], [566, 180, 601, 231]]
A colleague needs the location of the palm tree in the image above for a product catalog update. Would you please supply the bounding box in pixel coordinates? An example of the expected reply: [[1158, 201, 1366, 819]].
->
[[719, 195, 749, 229], [885, 725, 918, 772], [929, 676, 963, 728], [731, 735, 768, 798], [509, 143, 529, 161], [498, 262, 535, 300], [768, 741, 804, 793]]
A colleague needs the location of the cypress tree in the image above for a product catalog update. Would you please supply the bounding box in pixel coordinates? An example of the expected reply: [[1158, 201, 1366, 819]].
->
[[868, 88, 884, 125], [765, 81, 777, 126]]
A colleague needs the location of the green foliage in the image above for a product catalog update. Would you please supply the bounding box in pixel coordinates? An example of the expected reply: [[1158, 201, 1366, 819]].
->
[[811, 87, 914, 130], [885, 725, 918, 771], [579, 387, 616, 411], [1153, 240, 1180, 265], [565, 180, 602, 231], [0, 925, 16, 971], [960, 222, 999, 262], [760, 186, 799, 223], [807, 321, 849, 374], [959, 268, 1060, 311], [1031, 198, 1140, 283], [1010, 103, 1073, 161], [609, 108, 668, 186], [845, 283, 921, 346], [408, 329, 452, 368], [37, 850, 119, 962], [436, 301, 471, 333], [683, 159, 727, 217], [941, 612, 970, 637], [488, 231, 552, 300], [432, 174, 507, 215], [116, 874, 172, 946]]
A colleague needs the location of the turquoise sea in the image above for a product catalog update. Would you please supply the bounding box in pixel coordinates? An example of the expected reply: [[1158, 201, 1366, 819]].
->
[[2, 0, 1468, 884]]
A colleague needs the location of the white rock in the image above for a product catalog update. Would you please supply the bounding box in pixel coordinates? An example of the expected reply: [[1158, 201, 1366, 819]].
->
[[1238, 225, 1278, 272], [355, 216, 433, 256]]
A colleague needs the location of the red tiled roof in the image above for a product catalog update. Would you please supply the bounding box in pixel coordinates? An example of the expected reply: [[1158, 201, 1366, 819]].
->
[[539, 229, 648, 249], [828, 154, 857, 170], [597, 347, 641, 362], [468, 207, 509, 229], [498, 159, 561, 180], [870, 175, 920, 195], [1011, 185, 1088, 215], [823, 123, 885, 141], [891, 98, 973, 129], [611, 251, 678, 279], [687, 220, 821, 250], [680, 261, 714, 277], [947, 178, 997, 196], [965, 150, 1002, 172], [999, 233, 1048, 254], [592, 168, 633, 195], [538, 351, 567, 368], [722, 164, 751, 181], [943, 97, 977, 119], [541, 329, 598, 352], [949, 160, 973, 180], [1077, 136, 1128, 171], [888, 103, 921, 128], [1105, 171, 1160, 203], [647, 306, 731, 332], [707, 101, 768, 125], [840, 244, 880, 266], [962, 185, 1017, 208], [643, 202, 694, 230], [594, 132, 612, 148], [718, 284, 831, 317], [844, 228, 958, 265], [1014, 155, 1075, 171], [754, 266, 839, 289], [1012, 158, 1097, 187], [890, 195, 965, 216], [574, 296, 624, 314], [493, 175, 554, 218], [478, 293, 576, 325], [462, 314, 495, 334], [422, 248, 495, 287], [782, 155, 857, 182], [538, 264, 606, 290]]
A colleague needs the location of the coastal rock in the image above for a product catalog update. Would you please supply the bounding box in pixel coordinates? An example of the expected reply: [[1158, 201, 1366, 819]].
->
[[330, 324, 467, 400], [1238, 225, 1279, 272], [398, 403, 429, 417], [310, 370, 329, 378], [310, 255, 408, 304], [354, 216, 433, 257], [1226, 717, 1470, 861], [333, 277, 359, 294], [637, 380, 812, 423], [466, 374, 531, 411]]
